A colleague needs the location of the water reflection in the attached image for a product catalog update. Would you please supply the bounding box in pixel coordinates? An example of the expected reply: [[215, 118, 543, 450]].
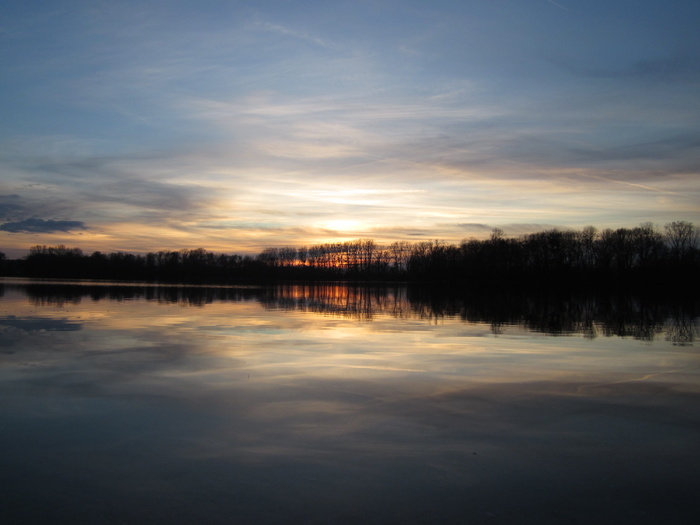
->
[[1, 279, 699, 524], [12, 280, 261, 307], [3, 279, 698, 344]]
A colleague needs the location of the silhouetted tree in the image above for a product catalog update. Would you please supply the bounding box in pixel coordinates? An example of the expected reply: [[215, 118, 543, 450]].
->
[[631, 222, 665, 270], [665, 220, 698, 264], [6, 220, 698, 287]]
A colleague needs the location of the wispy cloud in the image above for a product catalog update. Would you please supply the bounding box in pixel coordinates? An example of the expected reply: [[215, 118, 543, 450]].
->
[[545, 0, 569, 12], [574, 174, 677, 195], [1, 1, 698, 255], [257, 21, 332, 49]]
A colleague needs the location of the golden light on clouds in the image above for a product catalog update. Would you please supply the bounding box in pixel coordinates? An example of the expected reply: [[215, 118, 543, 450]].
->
[[323, 220, 364, 233], [0, 1, 698, 257]]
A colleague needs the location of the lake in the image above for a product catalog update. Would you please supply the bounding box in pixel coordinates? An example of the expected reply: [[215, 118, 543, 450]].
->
[[1, 278, 699, 524]]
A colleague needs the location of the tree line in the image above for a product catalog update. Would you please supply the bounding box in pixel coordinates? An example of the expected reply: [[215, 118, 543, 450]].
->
[[1, 221, 698, 287]]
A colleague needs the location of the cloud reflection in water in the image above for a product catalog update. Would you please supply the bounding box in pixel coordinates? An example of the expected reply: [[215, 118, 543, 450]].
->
[[0, 281, 698, 524]]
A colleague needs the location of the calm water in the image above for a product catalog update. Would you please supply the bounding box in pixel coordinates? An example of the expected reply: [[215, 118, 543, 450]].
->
[[1, 279, 699, 524]]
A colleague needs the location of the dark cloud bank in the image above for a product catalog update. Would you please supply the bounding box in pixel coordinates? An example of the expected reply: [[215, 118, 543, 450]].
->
[[0, 218, 88, 234]]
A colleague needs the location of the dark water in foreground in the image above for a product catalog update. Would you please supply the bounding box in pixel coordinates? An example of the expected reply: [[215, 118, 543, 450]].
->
[[1, 279, 699, 524]]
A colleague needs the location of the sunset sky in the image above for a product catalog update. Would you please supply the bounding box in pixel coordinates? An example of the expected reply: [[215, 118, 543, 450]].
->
[[1, 0, 699, 258]]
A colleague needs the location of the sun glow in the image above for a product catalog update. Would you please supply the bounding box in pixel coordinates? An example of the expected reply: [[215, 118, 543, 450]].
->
[[324, 220, 363, 232]]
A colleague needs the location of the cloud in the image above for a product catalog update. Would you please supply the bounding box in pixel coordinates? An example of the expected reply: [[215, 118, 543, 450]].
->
[[0, 194, 23, 218], [564, 133, 700, 166], [0, 218, 88, 234], [450, 223, 563, 237], [554, 54, 700, 83], [258, 21, 332, 49], [0, 1, 698, 257], [3, 150, 228, 224], [454, 223, 493, 231], [545, 0, 569, 11], [501, 223, 565, 236]]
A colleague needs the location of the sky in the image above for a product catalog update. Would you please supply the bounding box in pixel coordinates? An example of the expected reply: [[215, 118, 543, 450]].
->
[[1, 0, 699, 258]]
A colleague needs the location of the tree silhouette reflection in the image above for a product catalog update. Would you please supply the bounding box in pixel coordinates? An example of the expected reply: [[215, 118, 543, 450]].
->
[[6, 280, 697, 344]]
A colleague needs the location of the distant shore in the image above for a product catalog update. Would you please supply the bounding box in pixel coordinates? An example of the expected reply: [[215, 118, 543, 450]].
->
[[1, 222, 698, 290]]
